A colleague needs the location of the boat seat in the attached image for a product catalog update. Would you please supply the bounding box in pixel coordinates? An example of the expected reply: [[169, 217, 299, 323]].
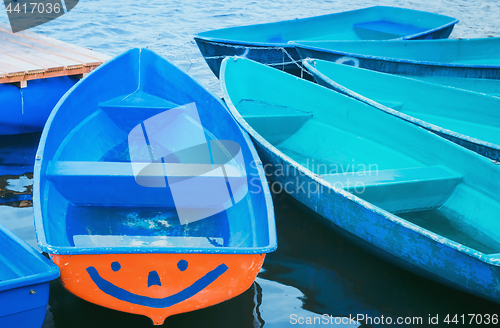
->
[[237, 99, 313, 144], [72, 235, 224, 248], [322, 166, 462, 213], [99, 91, 180, 131], [99, 91, 179, 110], [47, 161, 246, 207], [353, 20, 426, 40]]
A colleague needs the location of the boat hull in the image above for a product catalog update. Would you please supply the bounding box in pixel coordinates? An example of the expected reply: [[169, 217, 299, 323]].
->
[[220, 56, 500, 304], [0, 76, 78, 135], [295, 38, 500, 80], [51, 246, 265, 324], [193, 40, 303, 79], [195, 6, 457, 78], [298, 46, 500, 79], [302, 60, 500, 161], [0, 223, 59, 328], [252, 141, 500, 303], [0, 283, 50, 328]]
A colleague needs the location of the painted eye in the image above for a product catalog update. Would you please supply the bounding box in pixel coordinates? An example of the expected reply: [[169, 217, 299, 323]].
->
[[111, 261, 121, 272], [177, 260, 188, 271]]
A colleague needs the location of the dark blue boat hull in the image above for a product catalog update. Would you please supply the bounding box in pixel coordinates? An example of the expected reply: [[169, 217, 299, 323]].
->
[[194, 41, 303, 79], [195, 24, 455, 79], [194, 5, 457, 79], [297, 47, 500, 80]]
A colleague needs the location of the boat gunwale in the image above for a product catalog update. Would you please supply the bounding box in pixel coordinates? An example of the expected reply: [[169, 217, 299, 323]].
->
[[193, 6, 459, 46], [193, 36, 291, 49], [302, 58, 500, 153], [219, 56, 500, 267], [33, 48, 277, 256], [293, 38, 500, 69], [0, 223, 59, 292]]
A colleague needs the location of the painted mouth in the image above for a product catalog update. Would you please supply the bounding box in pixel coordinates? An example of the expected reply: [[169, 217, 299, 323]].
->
[[86, 263, 228, 308]]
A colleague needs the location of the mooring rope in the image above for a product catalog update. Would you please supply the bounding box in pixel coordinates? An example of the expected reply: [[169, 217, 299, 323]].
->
[[198, 39, 313, 77]]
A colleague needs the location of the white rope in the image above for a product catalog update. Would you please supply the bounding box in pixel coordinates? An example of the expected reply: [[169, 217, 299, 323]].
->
[[199, 39, 313, 76]]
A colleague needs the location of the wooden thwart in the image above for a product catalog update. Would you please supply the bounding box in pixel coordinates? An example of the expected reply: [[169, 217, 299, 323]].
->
[[0, 23, 111, 84]]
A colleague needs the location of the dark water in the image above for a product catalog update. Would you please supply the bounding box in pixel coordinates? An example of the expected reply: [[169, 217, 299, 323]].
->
[[1, 0, 500, 327]]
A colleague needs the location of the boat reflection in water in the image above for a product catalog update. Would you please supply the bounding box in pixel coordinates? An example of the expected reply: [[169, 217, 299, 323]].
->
[[0, 132, 41, 249]]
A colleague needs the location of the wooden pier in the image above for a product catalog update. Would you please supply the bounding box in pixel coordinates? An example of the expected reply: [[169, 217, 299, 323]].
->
[[0, 23, 111, 87]]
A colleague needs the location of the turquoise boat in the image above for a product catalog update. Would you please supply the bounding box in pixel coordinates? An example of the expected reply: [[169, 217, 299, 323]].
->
[[302, 59, 500, 161], [194, 6, 458, 78], [401, 76, 500, 97], [220, 57, 500, 304], [294, 38, 500, 80]]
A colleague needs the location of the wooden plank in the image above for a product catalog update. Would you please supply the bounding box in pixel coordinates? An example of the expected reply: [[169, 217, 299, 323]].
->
[[0, 38, 80, 71], [0, 23, 109, 84], [0, 53, 45, 75], [0, 29, 102, 67], [11, 80, 28, 88], [0, 60, 25, 77], [0, 23, 111, 62], [13, 28, 112, 62]]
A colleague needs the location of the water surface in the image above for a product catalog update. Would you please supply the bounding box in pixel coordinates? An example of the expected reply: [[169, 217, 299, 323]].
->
[[1, 1, 500, 327]]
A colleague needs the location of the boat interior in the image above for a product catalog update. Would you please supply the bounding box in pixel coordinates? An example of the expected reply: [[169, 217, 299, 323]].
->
[[223, 58, 500, 255], [307, 60, 500, 145], [196, 6, 453, 43], [38, 49, 272, 252], [0, 227, 52, 282], [408, 76, 500, 97]]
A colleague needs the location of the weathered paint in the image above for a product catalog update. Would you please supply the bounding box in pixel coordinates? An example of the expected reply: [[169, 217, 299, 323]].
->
[[302, 59, 500, 161], [194, 6, 458, 78], [220, 57, 500, 303]]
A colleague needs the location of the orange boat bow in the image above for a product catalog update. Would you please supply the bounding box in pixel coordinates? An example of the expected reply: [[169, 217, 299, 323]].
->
[[52, 253, 265, 325]]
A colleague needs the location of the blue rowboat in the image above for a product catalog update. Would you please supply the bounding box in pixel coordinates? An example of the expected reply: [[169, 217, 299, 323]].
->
[[302, 59, 500, 161], [294, 38, 500, 81], [33, 48, 276, 325], [0, 77, 78, 135], [194, 6, 458, 78], [220, 57, 500, 304], [0, 223, 59, 328]]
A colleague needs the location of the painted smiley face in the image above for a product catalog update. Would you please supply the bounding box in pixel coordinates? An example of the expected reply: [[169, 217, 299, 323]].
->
[[86, 260, 228, 308]]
